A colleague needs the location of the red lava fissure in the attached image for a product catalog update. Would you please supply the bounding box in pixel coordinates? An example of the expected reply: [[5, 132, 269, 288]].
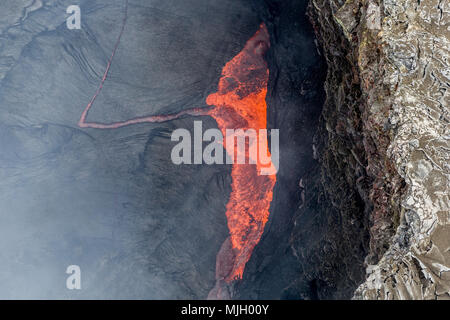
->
[[78, 0, 276, 294]]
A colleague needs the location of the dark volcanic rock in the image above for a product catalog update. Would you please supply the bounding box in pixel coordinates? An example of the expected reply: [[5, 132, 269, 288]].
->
[[0, 0, 259, 299], [235, 0, 394, 299], [233, 0, 368, 299], [239, 0, 449, 300]]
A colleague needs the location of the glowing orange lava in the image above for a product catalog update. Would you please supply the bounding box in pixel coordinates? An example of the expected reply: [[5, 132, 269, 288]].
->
[[206, 24, 276, 282], [77, 0, 276, 291]]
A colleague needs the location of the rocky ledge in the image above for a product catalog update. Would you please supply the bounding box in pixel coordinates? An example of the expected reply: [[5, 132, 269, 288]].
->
[[310, 0, 449, 299]]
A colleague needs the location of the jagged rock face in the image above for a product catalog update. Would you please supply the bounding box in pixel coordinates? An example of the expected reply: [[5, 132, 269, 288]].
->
[[310, 0, 449, 299], [235, 0, 372, 300], [355, 0, 450, 300]]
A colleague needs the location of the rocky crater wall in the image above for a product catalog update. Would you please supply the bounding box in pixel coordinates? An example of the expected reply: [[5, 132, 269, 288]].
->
[[310, 0, 449, 299]]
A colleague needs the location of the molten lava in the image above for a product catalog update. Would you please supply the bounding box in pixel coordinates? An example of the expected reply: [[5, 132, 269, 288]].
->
[[206, 24, 276, 282], [77, 0, 276, 296]]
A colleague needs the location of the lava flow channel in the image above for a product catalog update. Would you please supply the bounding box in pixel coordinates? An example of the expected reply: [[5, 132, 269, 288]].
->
[[206, 24, 276, 282], [77, 0, 276, 288]]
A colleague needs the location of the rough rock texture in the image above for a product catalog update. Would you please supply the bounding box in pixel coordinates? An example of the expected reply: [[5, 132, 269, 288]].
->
[[310, 0, 450, 299], [235, 0, 371, 300]]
